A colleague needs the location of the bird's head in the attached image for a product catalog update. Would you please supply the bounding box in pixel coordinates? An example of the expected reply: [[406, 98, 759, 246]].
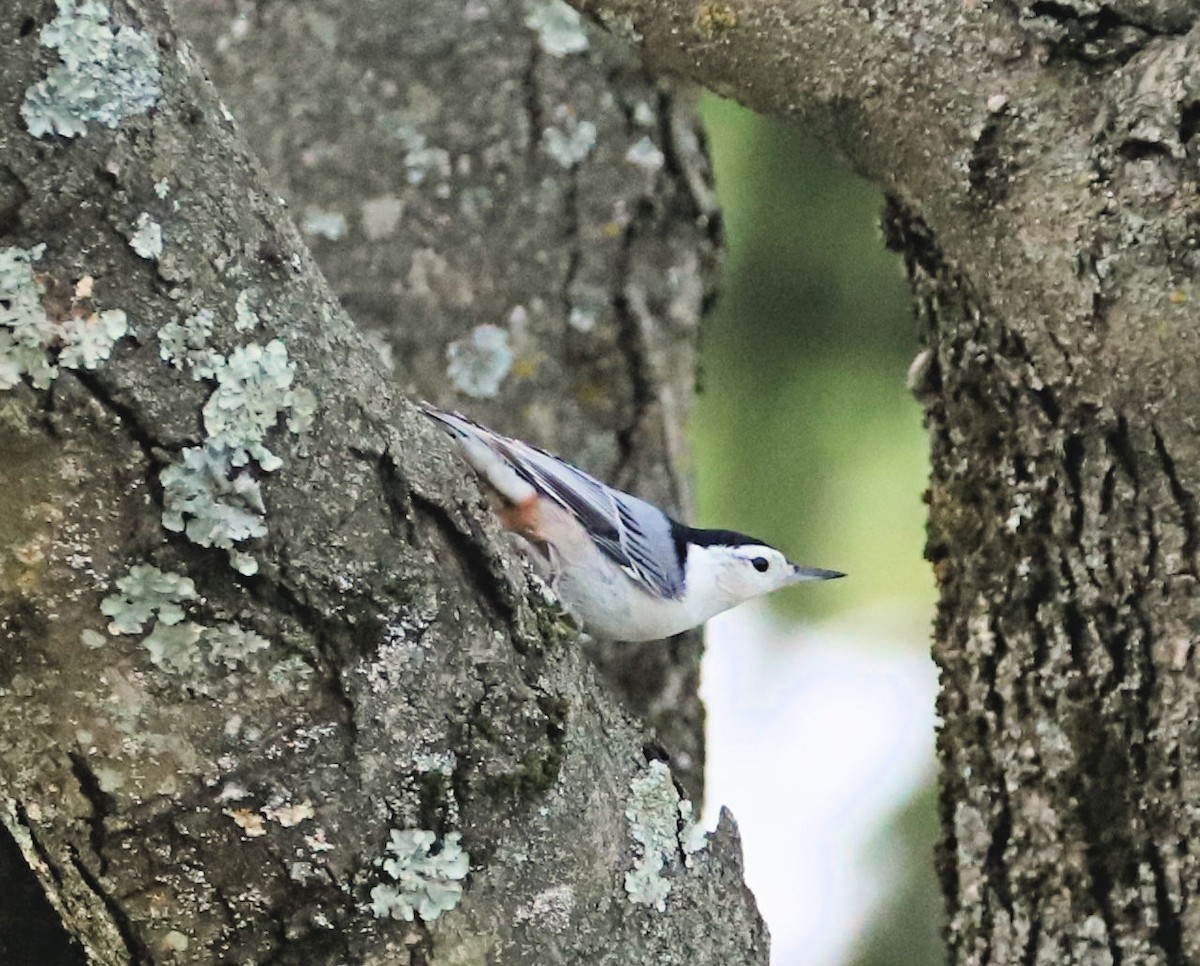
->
[[684, 528, 844, 611]]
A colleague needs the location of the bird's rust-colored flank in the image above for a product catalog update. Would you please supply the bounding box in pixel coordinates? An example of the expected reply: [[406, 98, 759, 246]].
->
[[498, 493, 544, 542]]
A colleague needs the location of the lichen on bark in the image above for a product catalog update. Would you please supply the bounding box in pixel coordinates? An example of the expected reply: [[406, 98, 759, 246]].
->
[[0, 0, 765, 962], [170, 0, 720, 802]]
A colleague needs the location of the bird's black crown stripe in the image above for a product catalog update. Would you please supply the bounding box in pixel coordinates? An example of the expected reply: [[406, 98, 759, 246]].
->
[[669, 520, 777, 571]]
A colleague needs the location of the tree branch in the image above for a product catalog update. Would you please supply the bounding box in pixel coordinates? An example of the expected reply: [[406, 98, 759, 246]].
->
[[562, 0, 1200, 961]]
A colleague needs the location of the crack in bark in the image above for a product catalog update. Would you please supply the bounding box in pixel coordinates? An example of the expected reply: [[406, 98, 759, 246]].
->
[[982, 639, 1015, 930], [68, 369, 171, 475], [373, 442, 420, 536], [1147, 842, 1186, 965], [243, 570, 360, 749], [0, 163, 30, 238], [67, 844, 150, 965], [1064, 432, 1087, 544], [1074, 712, 1130, 966], [610, 202, 658, 487], [1151, 426, 1200, 578], [968, 116, 1012, 208], [323, 658, 360, 749], [407, 921, 435, 966], [561, 165, 582, 326], [1131, 514, 1159, 781], [67, 750, 115, 878], [521, 34, 543, 156], [1021, 894, 1042, 966], [1106, 417, 1140, 489], [1081, 828, 1125, 962], [408, 488, 517, 629], [662, 93, 721, 240]]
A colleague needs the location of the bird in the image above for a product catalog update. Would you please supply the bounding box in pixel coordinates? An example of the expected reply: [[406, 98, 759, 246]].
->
[[421, 403, 843, 641]]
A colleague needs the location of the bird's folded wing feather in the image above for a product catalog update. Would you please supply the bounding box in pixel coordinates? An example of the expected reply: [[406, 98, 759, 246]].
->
[[424, 406, 684, 600], [506, 442, 685, 600]]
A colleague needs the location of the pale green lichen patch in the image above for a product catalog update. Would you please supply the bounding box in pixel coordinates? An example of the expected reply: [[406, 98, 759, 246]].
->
[[100, 562, 273, 676], [154, 299, 317, 573], [158, 306, 314, 441], [392, 127, 451, 187], [161, 443, 267, 576], [524, 0, 590, 56], [203, 340, 299, 471], [142, 619, 203, 671], [595, 8, 643, 43], [129, 213, 163, 260], [267, 653, 315, 690], [678, 799, 708, 863], [413, 751, 456, 776], [162, 931, 188, 953], [302, 207, 348, 241], [144, 620, 269, 674], [100, 563, 197, 634], [286, 385, 317, 433], [2, 243, 128, 389], [202, 621, 271, 669], [446, 323, 513, 398], [234, 289, 259, 332], [1, 244, 55, 388], [623, 760, 708, 912], [542, 120, 597, 169], [21, 0, 162, 139], [369, 829, 469, 922], [57, 309, 128, 370], [80, 628, 106, 649], [158, 308, 220, 376], [625, 136, 665, 172]]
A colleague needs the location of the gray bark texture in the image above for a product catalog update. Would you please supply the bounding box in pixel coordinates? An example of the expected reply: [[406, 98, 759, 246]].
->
[[167, 0, 721, 805], [562, 0, 1200, 962], [0, 0, 766, 963]]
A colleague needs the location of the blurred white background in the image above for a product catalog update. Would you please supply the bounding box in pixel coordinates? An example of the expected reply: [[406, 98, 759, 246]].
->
[[704, 605, 936, 964], [694, 93, 942, 965]]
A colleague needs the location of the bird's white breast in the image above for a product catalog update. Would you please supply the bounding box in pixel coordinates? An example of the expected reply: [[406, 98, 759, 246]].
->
[[552, 534, 725, 641]]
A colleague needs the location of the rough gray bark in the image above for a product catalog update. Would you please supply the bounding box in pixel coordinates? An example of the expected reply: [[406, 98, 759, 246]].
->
[[167, 0, 718, 805], [561, 0, 1200, 962], [0, 1, 766, 963]]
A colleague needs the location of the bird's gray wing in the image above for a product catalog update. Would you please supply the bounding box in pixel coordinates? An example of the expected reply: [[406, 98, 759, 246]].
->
[[496, 437, 686, 601], [421, 405, 685, 599]]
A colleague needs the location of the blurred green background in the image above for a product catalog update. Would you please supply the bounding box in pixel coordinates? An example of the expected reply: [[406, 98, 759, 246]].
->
[[695, 94, 943, 965]]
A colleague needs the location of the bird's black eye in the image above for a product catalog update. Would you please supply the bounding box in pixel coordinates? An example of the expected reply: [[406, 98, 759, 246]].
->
[[751, 557, 769, 573]]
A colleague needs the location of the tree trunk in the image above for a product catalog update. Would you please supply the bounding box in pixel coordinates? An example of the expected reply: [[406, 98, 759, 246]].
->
[[0, 1, 766, 962], [166, 0, 718, 807], [564, 0, 1200, 962]]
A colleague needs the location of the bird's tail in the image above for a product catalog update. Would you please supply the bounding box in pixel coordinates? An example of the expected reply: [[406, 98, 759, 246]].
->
[[420, 403, 537, 508]]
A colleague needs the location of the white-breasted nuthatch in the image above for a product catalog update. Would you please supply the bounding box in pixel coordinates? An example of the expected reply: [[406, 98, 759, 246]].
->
[[422, 404, 843, 641]]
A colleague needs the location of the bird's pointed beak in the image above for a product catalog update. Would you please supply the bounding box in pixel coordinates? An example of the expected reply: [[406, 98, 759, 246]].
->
[[786, 563, 846, 584]]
